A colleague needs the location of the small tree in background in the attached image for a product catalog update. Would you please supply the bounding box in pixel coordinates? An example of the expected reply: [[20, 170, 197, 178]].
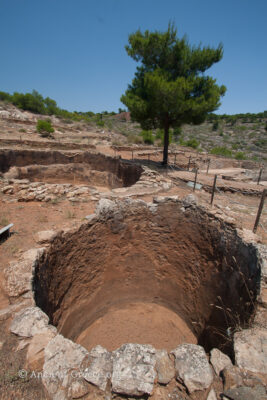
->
[[36, 119, 54, 137], [121, 23, 226, 164]]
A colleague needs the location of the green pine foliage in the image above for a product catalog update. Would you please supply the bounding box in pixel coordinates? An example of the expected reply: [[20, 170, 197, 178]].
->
[[121, 22, 226, 164]]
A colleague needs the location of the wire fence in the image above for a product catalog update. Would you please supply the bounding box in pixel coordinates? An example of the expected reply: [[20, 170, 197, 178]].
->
[[115, 148, 266, 234]]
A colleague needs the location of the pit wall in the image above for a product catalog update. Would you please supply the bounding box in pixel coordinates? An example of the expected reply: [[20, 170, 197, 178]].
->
[[5, 198, 267, 400], [32, 198, 261, 356], [0, 149, 143, 187]]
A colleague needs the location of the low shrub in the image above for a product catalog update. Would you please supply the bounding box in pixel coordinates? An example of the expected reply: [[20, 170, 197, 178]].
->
[[96, 120, 105, 127], [185, 138, 199, 149], [140, 130, 154, 145], [36, 119, 54, 137], [210, 146, 232, 157], [235, 152, 246, 160]]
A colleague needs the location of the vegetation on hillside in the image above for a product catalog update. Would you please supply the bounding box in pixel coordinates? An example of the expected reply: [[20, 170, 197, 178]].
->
[[36, 119, 54, 137], [0, 88, 266, 161], [0, 90, 115, 124]]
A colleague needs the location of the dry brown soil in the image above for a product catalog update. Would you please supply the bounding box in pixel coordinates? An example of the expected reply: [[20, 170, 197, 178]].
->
[[77, 302, 197, 352]]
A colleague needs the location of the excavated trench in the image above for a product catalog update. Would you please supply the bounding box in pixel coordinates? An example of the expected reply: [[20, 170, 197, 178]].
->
[[33, 201, 261, 356], [0, 149, 143, 189]]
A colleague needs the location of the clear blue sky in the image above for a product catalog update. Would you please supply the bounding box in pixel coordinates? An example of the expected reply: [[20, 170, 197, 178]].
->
[[1, 0, 266, 114]]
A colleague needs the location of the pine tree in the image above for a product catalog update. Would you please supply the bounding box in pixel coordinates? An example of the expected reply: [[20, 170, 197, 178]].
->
[[121, 23, 226, 164]]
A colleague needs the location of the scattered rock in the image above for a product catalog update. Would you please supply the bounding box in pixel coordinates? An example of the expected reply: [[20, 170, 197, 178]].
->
[[155, 349, 175, 384], [35, 230, 57, 244], [85, 214, 97, 224], [223, 385, 266, 400], [95, 199, 117, 219], [171, 344, 213, 393], [111, 343, 156, 396], [234, 328, 267, 373], [153, 195, 179, 204], [2, 185, 14, 194], [182, 194, 197, 207], [210, 348, 232, 375]]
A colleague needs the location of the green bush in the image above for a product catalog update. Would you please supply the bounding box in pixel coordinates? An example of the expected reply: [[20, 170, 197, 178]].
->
[[210, 146, 232, 157], [96, 119, 105, 127], [36, 119, 54, 137], [235, 152, 246, 160], [140, 130, 154, 145], [254, 139, 267, 148], [212, 120, 219, 131], [185, 138, 199, 149], [231, 143, 239, 150]]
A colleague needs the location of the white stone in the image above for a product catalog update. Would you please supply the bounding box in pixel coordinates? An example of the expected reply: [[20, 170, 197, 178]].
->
[[95, 198, 117, 218], [35, 230, 57, 244], [207, 388, 217, 400], [234, 328, 267, 373], [10, 307, 55, 337], [182, 194, 197, 207], [210, 348, 232, 375], [43, 334, 89, 399], [111, 343, 156, 396], [171, 344, 213, 393], [83, 345, 113, 391], [5, 261, 33, 297]]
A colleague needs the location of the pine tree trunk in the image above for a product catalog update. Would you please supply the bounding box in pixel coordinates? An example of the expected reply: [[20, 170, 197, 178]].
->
[[162, 117, 169, 165]]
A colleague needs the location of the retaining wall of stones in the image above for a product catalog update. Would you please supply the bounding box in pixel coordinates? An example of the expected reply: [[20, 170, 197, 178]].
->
[[3, 197, 267, 400]]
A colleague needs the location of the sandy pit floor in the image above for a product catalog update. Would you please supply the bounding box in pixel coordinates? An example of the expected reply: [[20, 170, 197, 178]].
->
[[76, 302, 197, 352]]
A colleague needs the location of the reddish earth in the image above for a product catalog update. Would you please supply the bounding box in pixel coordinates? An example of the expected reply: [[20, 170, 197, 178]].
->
[[33, 202, 259, 359], [76, 302, 197, 352], [0, 108, 266, 399]]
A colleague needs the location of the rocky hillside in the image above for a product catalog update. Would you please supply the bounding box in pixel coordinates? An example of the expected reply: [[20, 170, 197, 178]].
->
[[0, 99, 266, 163]]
